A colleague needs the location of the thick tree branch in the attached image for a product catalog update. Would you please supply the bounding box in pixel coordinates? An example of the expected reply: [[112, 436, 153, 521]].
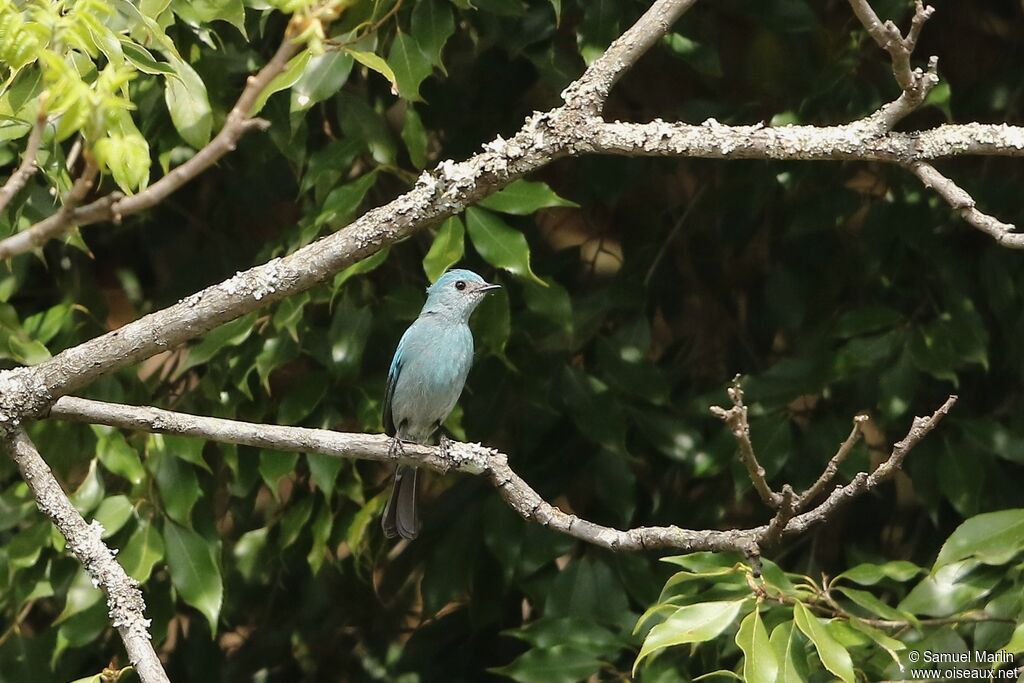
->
[[3, 429, 169, 683], [0, 24, 302, 260], [46, 393, 955, 562], [0, 109, 47, 214]]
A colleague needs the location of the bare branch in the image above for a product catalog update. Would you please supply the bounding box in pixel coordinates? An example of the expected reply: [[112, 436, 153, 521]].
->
[[845, 1, 1018, 248], [0, 24, 302, 260], [848, 0, 938, 130], [710, 377, 782, 509], [909, 162, 1024, 248], [798, 415, 868, 510], [562, 0, 699, 113], [778, 395, 957, 538], [0, 157, 103, 260], [3, 429, 168, 683], [0, 109, 47, 214], [763, 485, 796, 548], [46, 393, 954, 560]]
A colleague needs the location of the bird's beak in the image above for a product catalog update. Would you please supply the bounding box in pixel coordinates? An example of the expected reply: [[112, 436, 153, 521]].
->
[[477, 283, 502, 293]]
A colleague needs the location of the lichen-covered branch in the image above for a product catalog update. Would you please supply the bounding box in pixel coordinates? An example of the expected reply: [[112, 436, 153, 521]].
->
[[0, 110, 46, 214], [562, 0, 699, 114], [47, 393, 955, 566], [846, 0, 1019, 245], [3, 429, 169, 683], [848, 0, 937, 130]]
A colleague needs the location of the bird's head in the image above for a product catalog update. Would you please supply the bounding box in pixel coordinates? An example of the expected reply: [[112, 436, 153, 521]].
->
[[423, 269, 501, 319]]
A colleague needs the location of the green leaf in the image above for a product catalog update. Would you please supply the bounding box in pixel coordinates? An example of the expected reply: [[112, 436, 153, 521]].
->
[[935, 509, 1024, 569], [465, 206, 545, 285], [387, 32, 433, 101], [150, 441, 201, 525], [479, 180, 578, 215], [735, 608, 778, 683], [315, 172, 378, 229], [278, 372, 327, 424], [345, 48, 398, 92], [94, 130, 152, 193], [845, 618, 906, 670], [119, 520, 164, 582], [279, 495, 314, 549], [835, 587, 916, 624], [121, 40, 178, 78], [422, 216, 465, 282], [71, 460, 105, 515], [791, 602, 855, 683], [292, 49, 354, 111], [165, 58, 213, 148], [505, 617, 620, 652], [163, 521, 223, 633], [306, 499, 332, 573], [490, 645, 602, 683], [333, 247, 390, 293], [401, 105, 428, 169], [181, 313, 257, 371], [634, 599, 747, 673], [833, 306, 903, 338], [899, 560, 1001, 617], [412, 0, 454, 70], [835, 560, 923, 585], [94, 430, 145, 485], [259, 450, 298, 497], [92, 495, 134, 539], [250, 50, 312, 115], [770, 621, 809, 683], [307, 453, 344, 498], [55, 569, 103, 624]]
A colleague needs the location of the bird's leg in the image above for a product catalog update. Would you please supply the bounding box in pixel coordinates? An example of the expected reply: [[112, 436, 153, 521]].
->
[[388, 436, 406, 460]]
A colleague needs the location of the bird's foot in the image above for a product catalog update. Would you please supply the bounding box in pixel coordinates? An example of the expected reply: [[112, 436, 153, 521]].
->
[[439, 434, 455, 471], [388, 436, 406, 460]]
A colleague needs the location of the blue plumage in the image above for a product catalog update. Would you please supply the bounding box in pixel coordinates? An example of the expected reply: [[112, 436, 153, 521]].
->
[[381, 269, 501, 539]]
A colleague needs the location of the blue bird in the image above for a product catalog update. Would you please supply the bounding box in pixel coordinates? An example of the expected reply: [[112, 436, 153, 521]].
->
[[381, 268, 501, 539]]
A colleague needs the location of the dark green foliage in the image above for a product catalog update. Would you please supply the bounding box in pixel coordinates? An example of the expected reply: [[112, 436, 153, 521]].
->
[[1, 0, 1024, 681]]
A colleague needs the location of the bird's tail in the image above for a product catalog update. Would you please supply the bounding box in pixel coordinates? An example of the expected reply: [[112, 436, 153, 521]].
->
[[382, 465, 419, 539]]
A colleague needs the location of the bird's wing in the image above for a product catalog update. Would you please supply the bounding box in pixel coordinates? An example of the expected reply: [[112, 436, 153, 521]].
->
[[382, 325, 411, 437]]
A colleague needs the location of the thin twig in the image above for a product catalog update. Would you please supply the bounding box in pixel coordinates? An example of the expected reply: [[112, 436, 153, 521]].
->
[[764, 485, 796, 547], [909, 161, 1024, 248], [0, 20, 306, 260], [846, 1, 1017, 245], [710, 376, 782, 509], [0, 156, 101, 259], [798, 414, 868, 510], [847, 0, 937, 130], [0, 109, 47, 214], [780, 395, 957, 538]]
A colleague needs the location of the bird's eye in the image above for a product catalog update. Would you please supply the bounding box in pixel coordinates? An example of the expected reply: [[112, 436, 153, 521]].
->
[[455, 280, 467, 291]]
